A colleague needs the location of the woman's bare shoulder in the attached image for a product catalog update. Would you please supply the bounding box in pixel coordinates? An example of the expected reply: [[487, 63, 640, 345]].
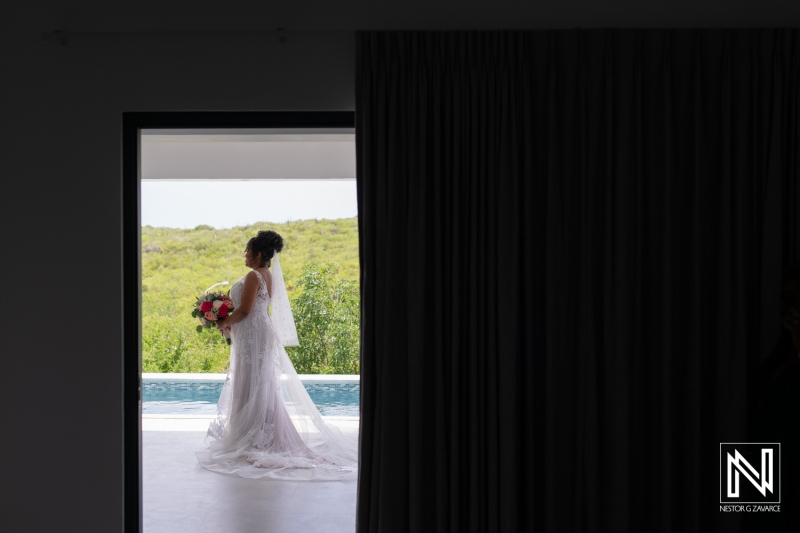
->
[[251, 268, 272, 286], [243, 270, 259, 285]]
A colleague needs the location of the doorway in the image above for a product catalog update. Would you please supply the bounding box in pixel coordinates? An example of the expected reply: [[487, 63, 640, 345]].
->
[[123, 111, 357, 532]]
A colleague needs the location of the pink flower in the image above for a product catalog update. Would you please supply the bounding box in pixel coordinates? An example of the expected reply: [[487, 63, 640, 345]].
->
[[218, 305, 229, 318], [200, 301, 213, 312], [204, 311, 217, 321]]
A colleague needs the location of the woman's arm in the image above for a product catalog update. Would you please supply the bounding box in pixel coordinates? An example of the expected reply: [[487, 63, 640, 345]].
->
[[217, 272, 258, 330]]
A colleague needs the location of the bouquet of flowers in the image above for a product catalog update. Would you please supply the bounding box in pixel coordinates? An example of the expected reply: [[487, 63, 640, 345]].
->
[[192, 284, 235, 345]]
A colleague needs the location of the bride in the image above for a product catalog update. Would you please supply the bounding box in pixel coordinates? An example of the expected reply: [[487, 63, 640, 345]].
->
[[195, 230, 358, 480]]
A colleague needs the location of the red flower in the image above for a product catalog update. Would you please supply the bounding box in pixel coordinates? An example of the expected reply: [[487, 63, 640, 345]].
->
[[200, 301, 213, 312], [218, 305, 229, 318]]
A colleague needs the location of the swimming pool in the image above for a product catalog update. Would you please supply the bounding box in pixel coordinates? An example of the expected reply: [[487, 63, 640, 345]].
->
[[142, 374, 360, 417]]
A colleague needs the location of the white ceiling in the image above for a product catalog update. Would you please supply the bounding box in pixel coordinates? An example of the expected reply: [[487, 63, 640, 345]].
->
[[141, 130, 355, 181], [142, 129, 355, 143]]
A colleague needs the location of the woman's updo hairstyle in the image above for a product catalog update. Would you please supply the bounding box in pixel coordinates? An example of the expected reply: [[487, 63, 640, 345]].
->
[[246, 230, 284, 268]]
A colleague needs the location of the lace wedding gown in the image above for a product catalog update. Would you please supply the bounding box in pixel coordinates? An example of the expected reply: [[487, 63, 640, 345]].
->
[[196, 257, 358, 480]]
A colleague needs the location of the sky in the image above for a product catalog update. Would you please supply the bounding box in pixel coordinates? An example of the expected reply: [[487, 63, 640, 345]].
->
[[141, 180, 358, 229]]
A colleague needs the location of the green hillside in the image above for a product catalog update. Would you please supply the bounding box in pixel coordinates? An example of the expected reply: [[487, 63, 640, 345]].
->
[[142, 217, 360, 373]]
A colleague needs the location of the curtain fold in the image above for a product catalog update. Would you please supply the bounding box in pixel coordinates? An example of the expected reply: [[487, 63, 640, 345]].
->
[[356, 30, 800, 533]]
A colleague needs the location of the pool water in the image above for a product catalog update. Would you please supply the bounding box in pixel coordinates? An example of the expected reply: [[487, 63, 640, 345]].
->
[[143, 381, 360, 417]]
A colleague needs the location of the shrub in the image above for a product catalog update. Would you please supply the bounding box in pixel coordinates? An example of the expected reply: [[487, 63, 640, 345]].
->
[[286, 262, 360, 374]]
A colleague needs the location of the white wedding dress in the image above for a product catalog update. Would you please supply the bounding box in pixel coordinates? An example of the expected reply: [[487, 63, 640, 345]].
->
[[196, 254, 358, 480]]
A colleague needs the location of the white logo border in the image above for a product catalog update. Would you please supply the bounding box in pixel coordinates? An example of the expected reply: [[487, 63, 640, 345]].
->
[[719, 442, 781, 504]]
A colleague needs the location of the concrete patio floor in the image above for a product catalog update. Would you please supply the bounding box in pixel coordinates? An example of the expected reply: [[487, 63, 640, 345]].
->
[[143, 417, 359, 533]]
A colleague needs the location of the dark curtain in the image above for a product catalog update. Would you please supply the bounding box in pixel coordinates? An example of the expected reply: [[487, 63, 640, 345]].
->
[[355, 30, 800, 533]]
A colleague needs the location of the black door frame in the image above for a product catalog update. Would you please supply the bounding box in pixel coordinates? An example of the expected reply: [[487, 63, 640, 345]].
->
[[122, 111, 356, 531]]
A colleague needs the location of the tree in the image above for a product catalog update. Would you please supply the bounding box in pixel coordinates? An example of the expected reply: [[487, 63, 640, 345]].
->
[[287, 261, 360, 374]]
